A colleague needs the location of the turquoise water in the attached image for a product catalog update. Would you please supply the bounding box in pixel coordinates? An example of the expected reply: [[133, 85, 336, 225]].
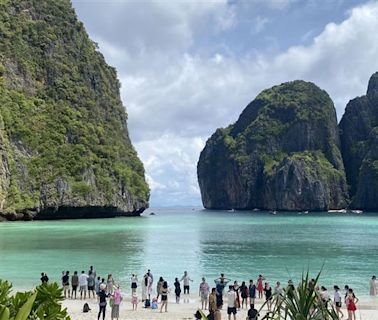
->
[[0, 208, 377, 297]]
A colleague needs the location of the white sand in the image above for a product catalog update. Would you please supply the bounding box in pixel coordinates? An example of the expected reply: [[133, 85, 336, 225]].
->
[[63, 294, 378, 320]]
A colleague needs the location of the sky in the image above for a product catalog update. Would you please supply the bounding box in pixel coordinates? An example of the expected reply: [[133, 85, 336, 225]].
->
[[71, 0, 378, 207]]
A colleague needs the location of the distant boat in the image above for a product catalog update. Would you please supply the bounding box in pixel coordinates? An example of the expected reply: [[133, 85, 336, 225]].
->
[[252, 208, 260, 212], [270, 210, 277, 215], [228, 209, 235, 212], [149, 212, 156, 215], [351, 210, 363, 214], [303, 210, 309, 214], [328, 209, 347, 213]]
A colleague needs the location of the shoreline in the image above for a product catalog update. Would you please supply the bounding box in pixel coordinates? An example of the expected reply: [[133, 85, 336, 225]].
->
[[7, 285, 378, 319], [61, 292, 378, 319]]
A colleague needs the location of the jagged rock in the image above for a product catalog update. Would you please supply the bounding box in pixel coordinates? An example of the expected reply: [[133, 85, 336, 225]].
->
[[198, 80, 349, 211], [340, 72, 378, 209], [0, 0, 149, 220]]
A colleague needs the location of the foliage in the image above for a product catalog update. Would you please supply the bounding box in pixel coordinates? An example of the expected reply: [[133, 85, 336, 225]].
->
[[0, 0, 149, 213], [260, 270, 339, 320], [0, 280, 70, 320]]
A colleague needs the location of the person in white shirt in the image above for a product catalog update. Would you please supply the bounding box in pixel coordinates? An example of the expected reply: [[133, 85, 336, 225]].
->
[[227, 285, 237, 320], [180, 271, 193, 294], [79, 270, 89, 300], [333, 285, 344, 318], [320, 286, 330, 308]]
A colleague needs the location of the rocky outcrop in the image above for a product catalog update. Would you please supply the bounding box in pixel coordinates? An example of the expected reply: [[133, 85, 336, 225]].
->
[[339, 72, 378, 209], [198, 81, 349, 211], [0, 0, 149, 220]]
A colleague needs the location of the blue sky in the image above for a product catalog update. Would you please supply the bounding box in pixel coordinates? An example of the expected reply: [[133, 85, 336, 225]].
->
[[72, 0, 378, 207]]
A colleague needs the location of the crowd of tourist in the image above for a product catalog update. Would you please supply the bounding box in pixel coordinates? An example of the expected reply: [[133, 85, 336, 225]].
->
[[39, 268, 377, 320]]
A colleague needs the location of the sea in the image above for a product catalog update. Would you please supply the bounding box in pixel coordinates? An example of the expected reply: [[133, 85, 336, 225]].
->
[[0, 208, 377, 297]]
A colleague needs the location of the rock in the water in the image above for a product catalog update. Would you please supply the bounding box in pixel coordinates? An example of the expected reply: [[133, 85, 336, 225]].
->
[[340, 72, 378, 210], [0, 1, 149, 220], [198, 80, 349, 211]]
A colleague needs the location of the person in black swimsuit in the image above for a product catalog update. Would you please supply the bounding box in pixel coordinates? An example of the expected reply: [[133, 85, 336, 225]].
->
[[264, 282, 272, 311], [160, 281, 169, 313], [174, 278, 181, 303]]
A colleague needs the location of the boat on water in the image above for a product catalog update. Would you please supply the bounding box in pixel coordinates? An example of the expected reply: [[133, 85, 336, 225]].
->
[[270, 210, 277, 215], [328, 209, 347, 213]]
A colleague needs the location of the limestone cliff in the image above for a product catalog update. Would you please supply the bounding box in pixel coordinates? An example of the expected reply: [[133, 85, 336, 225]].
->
[[339, 72, 378, 210], [0, 0, 149, 220], [198, 81, 349, 211]]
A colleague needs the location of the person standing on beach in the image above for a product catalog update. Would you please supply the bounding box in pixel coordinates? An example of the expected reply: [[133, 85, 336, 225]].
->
[[40, 272, 49, 284], [95, 276, 101, 299], [107, 274, 114, 295], [180, 271, 193, 294], [257, 275, 265, 299], [320, 286, 330, 308], [240, 281, 248, 309], [333, 285, 343, 318], [227, 285, 237, 320], [233, 281, 241, 310], [160, 281, 169, 313], [370, 275, 377, 296], [346, 288, 358, 320], [264, 282, 272, 311], [147, 269, 154, 286], [174, 277, 181, 303], [142, 272, 152, 302], [111, 285, 122, 320], [156, 277, 164, 300], [131, 274, 138, 293], [215, 273, 231, 293], [98, 286, 109, 320], [89, 266, 96, 279], [79, 270, 89, 300], [62, 271, 70, 298], [274, 281, 283, 307], [199, 277, 210, 310], [88, 271, 96, 298], [209, 287, 217, 314], [248, 280, 256, 308], [71, 271, 79, 299], [132, 292, 139, 310]]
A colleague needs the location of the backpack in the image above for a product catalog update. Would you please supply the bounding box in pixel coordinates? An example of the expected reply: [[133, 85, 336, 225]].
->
[[83, 303, 91, 313]]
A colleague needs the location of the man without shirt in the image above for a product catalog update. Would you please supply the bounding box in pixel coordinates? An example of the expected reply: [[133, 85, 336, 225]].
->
[[79, 270, 89, 300], [227, 285, 237, 320]]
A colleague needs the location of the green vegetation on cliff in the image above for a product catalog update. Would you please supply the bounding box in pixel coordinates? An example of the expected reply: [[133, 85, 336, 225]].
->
[[340, 72, 378, 209], [0, 0, 149, 217], [198, 80, 349, 211]]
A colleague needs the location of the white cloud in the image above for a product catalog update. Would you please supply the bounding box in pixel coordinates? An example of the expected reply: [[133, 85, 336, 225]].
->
[[253, 16, 270, 34], [72, 1, 378, 207]]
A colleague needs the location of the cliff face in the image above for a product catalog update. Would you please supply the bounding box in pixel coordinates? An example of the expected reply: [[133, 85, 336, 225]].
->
[[339, 72, 378, 210], [0, 0, 149, 220], [198, 81, 349, 211]]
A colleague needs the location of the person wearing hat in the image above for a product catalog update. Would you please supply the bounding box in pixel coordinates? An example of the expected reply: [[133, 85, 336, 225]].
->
[[333, 285, 343, 318]]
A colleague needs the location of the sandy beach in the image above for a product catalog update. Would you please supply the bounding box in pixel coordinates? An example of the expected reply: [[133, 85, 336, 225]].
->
[[62, 293, 378, 320]]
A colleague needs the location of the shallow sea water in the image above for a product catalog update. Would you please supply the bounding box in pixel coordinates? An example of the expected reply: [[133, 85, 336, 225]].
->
[[0, 208, 377, 297]]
